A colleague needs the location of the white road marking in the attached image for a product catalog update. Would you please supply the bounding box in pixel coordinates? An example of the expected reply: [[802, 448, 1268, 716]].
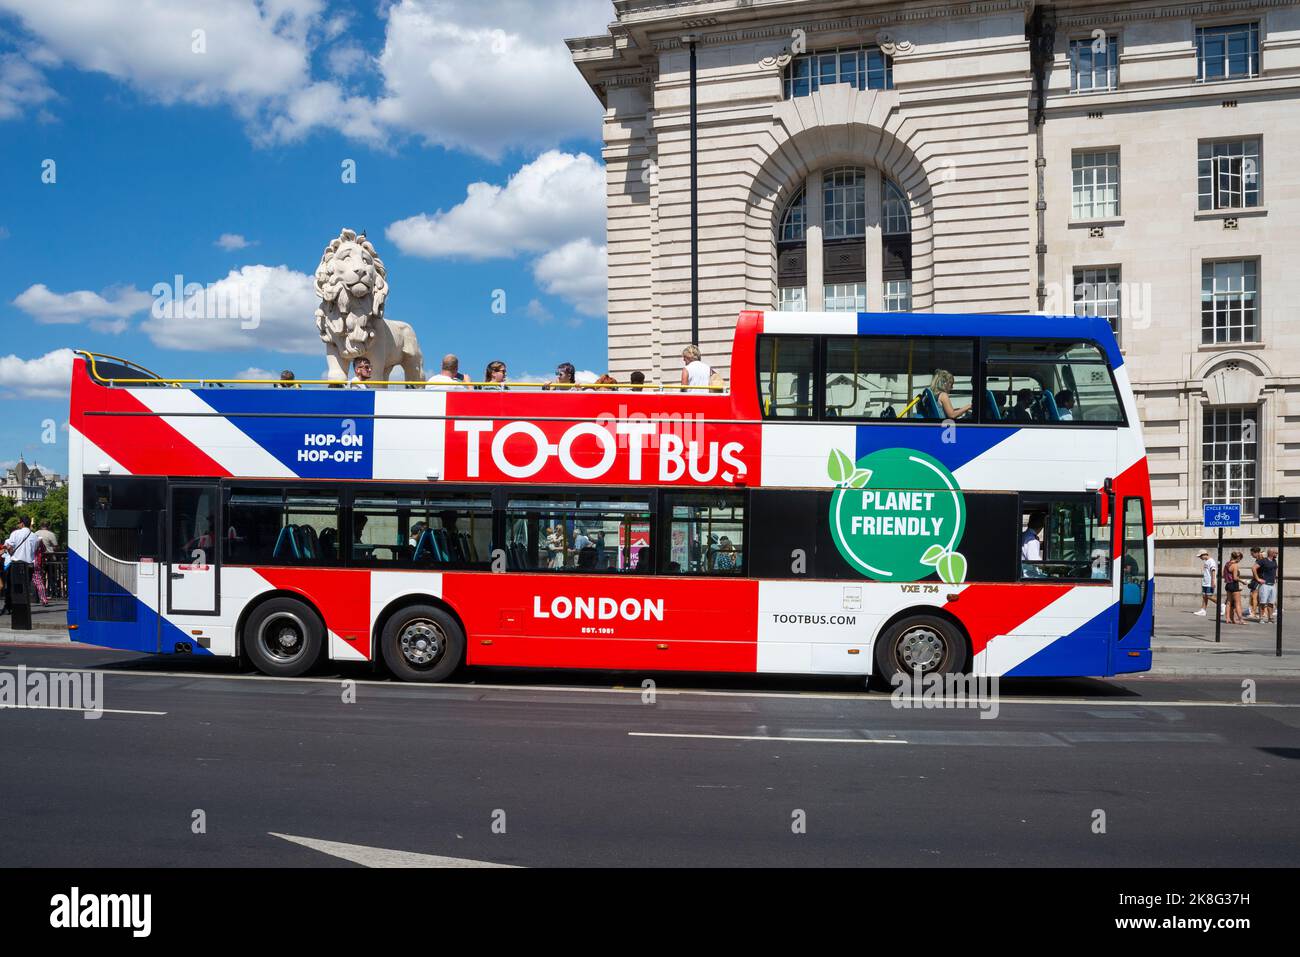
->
[[0, 704, 166, 716], [629, 732, 908, 744], [2, 664, 1297, 709], [269, 832, 518, 868]]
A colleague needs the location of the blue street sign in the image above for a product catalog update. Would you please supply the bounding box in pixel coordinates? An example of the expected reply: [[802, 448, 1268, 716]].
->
[[1204, 504, 1242, 528]]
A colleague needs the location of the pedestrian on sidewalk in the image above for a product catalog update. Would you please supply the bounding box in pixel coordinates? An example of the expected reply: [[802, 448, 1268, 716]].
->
[[1194, 549, 1217, 616], [1224, 551, 1245, 624], [2, 516, 39, 615], [31, 521, 54, 606], [1245, 546, 1265, 621], [1256, 547, 1279, 624]]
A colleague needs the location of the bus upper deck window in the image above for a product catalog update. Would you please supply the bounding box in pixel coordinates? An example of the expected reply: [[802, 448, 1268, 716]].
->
[[983, 340, 1124, 425], [757, 335, 815, 419]]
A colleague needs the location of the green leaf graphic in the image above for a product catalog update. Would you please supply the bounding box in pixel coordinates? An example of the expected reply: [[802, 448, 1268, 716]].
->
[[848, 468, 873, 489], [827, 448, 853, 484], [920, 544, 945, 566], [936, 551, 968, 585]]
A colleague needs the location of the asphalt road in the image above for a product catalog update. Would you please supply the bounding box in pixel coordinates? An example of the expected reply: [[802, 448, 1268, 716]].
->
[[2, 643, 1298, 867]]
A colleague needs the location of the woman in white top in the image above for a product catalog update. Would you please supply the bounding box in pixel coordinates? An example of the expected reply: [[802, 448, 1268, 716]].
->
[[681, 345, 711, 389]]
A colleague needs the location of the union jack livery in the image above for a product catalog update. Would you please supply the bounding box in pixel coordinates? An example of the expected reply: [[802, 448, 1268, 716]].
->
[[67, 312, 1154, 683]]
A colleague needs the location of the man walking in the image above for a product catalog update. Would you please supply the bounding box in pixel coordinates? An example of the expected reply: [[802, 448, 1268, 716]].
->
[[1194, 549, 1217, 616], [4, 516, 40, 614], [1246, 546, 1264, 621]]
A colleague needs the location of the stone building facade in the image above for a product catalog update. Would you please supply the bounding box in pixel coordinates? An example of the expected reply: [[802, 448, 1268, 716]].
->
[[0, 455, 65, 504], [569, 0, 1300, 603]]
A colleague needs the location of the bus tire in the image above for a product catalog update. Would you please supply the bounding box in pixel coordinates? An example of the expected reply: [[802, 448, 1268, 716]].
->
[[243, 597, 326, 678], [380, 604, 464, 683], [872, 614, 968, 686]]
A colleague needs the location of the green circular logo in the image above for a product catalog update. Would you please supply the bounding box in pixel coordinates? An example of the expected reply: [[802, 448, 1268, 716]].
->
[[827, 447, 968, 583]]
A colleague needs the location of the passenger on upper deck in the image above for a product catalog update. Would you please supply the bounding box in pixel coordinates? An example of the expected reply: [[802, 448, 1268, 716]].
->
[[1009, 389, 1036, 422], [629, 371, 647, 390], [480, 361, 508, 390], [277, 370, 299, 389], [930, 369, 970, 420], [543, 363, 576, 391], [681, 345, 712, 390], [427, 354, 468, 390], [347, 357, 373, 389], [1056, 389, 1076, 421]]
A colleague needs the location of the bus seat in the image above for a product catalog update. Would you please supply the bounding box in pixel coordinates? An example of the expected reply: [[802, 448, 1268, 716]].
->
[[1122, 582, 1142, 605], [433, 528, 453, 562], [318, 527, 337, 559], [983, 389, 1002, 421], [1038, 390, 1061, 422], [299, 525, 318, 559], [912, 388, 942, 420], [272, 525, 300, 560], [577, 547, 598, 569], [413, 529, 436, 562], [879, 405, 897, 420]]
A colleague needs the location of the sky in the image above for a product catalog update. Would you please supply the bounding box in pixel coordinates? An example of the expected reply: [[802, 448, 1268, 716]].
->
[[0, 0, 614, 474]]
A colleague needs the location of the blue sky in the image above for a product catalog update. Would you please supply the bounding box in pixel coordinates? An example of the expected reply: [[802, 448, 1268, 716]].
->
[[0, 0, 614, 473]]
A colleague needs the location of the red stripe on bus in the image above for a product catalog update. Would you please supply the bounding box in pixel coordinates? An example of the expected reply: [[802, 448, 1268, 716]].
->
[[72, 362, 229, 477], [255, 567, 374, 659], [946, 583, 1074, 657]]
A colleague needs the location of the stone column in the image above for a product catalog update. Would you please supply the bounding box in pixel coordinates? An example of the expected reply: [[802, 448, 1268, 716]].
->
[[806, 170, 824, 311], [864, 167, 884, 310]]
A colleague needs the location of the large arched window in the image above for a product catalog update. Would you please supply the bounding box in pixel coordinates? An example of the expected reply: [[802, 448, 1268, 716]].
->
[[776, 169, 912, 312]]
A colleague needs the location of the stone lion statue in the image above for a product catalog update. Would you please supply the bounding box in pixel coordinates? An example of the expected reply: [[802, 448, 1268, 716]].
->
[[315, 228, 424, 385]]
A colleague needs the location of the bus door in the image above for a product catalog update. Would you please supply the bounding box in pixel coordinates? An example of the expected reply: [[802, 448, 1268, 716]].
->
[[167, 483, 220, 615]]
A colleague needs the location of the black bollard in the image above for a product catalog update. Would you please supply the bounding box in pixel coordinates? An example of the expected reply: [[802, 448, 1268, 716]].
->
[[9, 560, 32, 631]]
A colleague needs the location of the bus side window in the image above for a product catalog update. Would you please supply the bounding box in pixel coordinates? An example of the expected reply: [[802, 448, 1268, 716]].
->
[[662, 492, 744, 575], [1018, 495, 1109, 581], [984, 340, 1124, 425], [757, 335, 816, 419]]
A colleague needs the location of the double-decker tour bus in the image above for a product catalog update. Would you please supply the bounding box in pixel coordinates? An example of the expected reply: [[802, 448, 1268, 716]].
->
[[66, 312, 1153, 684]]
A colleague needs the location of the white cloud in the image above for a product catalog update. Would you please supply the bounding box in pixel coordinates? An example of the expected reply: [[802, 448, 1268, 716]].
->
[[140, 264, 321, 354], [13, 283, 151, 329], [386, 150, 605, 259], [532, 239, 607, 317], [386, 150, 607, 317], [233, 366, 279, 380], [0, 1, 318, 117], [0, 0, 609, 155], [216, 233, 254, 250], [0, 348, 76, 399], [0, 51, 56, 121], [372, 0, 607, 158]]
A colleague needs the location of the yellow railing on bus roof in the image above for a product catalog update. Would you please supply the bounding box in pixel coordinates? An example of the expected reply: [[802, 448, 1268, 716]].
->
[[74, 352, 726, 392]]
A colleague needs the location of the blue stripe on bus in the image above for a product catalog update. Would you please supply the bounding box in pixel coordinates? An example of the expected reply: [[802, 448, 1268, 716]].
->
[[854, 312, 1125, 370], [198, 388, 377, 479], [1002, 600, 1118, 678], [854, 423, 1019, 473], [67, 550, 213, 655]]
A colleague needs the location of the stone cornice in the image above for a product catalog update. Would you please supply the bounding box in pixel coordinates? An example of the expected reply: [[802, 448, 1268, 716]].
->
[[1053, 0, 1300, 28]]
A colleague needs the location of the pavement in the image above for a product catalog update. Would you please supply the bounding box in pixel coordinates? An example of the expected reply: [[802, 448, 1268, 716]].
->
[[1, 642, 1297, 867]]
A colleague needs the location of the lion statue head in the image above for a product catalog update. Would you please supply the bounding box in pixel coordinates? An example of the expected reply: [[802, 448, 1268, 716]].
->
[[314, 228, 389, 361]]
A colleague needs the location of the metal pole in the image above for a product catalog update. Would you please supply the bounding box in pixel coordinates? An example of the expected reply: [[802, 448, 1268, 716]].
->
[[1215, 526, 1224, 644], [1278, 495, 1286, 657], [688, 36, 699, 348]]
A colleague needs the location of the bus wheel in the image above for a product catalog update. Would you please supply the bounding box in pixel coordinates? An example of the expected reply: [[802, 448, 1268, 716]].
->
[[873, 615, 968, 685], [380, 605, 464, 683], [243, 598, 325, 678]]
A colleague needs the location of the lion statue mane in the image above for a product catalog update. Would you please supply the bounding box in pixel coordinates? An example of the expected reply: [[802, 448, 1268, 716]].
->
[[315, 228, 424, 385]]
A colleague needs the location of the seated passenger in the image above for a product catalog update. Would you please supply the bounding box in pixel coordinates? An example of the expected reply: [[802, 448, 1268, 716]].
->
[[713, 536, 738, 571], [930, 370, 970, 420], [1056, 389, 1076, 421], [1008, 389, 1036, 422]]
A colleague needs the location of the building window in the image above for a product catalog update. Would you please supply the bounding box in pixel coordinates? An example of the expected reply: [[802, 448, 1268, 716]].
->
[[779, 186, 806, 242], [823, 167, 865, 239], [882, 180, 910, 235], [773, 170, 912, 313], [1196, 23, 1260, 82], [1201, 259, 1259, 344], [1072, 151, 1120, 219], [1073, 266, 1121, 338], [883, 280, 912, 311], [1198, 139, 1261, 210], [783, 47, 892, 99], [778, 286, 807, 311], [1202, 407, 1258, 507], [823, 283, 866, 312], [1070, 34, 1118, 92]]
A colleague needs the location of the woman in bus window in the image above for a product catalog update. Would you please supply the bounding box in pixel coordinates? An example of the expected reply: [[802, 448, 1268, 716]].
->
[[713, 536, 738, 572], [930, 370, 970, 420]]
